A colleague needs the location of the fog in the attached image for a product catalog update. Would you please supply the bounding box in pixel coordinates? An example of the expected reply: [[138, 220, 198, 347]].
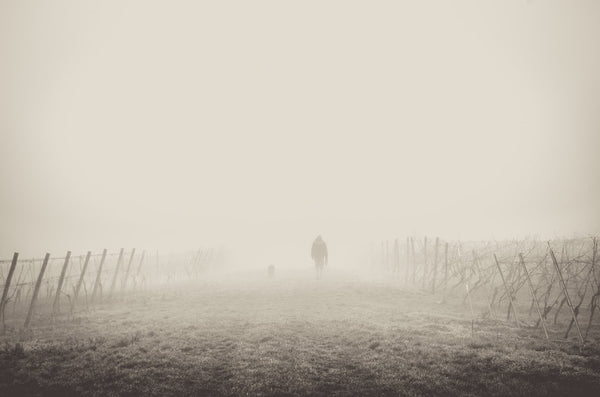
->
[[2, 5, 600, 396], [1, 1, 599, 262]]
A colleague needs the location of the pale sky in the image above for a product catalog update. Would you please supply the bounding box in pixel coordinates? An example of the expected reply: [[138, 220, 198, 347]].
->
[[1, 1, 599, 258]]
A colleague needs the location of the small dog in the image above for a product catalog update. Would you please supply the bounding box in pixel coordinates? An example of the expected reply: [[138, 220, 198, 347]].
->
[[268, 265, 275, 278]]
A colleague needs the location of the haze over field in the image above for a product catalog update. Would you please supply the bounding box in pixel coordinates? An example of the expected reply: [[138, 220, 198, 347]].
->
[[1, 1, 599, 259], [2, 4, 600, 396]]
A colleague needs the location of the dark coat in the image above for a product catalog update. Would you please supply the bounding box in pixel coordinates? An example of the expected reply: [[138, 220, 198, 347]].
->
[[311, 237, 328, 263]]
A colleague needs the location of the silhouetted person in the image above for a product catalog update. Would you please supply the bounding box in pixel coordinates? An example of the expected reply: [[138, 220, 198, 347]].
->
[[311, 235, 328, 278]]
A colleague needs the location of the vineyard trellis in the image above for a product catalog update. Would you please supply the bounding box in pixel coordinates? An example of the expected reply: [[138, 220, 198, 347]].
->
[[372, 236, 599, 347], [3, 238, 598, 345], [0, 247, 217, 332]]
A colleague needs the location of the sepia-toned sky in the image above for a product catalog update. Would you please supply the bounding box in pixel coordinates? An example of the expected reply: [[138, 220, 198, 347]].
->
[[1, 1, 599, 258]]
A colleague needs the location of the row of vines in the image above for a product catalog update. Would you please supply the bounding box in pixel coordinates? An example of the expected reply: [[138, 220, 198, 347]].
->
[[372, 236, 599, 346], [0, 248, 217, 332]]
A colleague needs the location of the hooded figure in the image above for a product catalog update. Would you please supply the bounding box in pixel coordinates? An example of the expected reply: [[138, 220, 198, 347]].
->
[[311, 235, 328, 278]]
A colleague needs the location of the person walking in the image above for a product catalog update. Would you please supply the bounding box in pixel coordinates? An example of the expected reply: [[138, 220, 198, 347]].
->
[[311, 235, 328, 279]]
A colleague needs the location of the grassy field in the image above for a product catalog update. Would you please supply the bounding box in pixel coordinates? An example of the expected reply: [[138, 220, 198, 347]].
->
[[1, 268, 600, 396]]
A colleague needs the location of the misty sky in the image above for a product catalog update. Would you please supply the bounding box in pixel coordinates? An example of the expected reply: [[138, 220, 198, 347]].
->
[[1, 1, 599, 258]]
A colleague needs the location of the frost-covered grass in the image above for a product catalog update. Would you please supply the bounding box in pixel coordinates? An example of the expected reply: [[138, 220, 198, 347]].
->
[[1, 269, 599, 396]]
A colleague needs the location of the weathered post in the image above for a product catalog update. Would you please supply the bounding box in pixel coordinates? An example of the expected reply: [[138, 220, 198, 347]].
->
[[91, 249, 108, 303], [52, 251, 71, 314], [493, 253, 519, 326], [432, 237, 439, 293], [73, 251, 92, 302], [121, 248, 136, 293], [108, 248, 125, 297], [24, 253, 50, 328], [519, 253, 549, 341], [549, 245, 584, 346], [136, 250, 146, 278], [0, 253, 19, 329]]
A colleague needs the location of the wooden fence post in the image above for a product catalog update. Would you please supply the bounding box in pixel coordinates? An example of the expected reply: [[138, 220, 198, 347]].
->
[[108, 248, 125, 297], [52, 251, 71, 314], [136, 250, 146, 277], [519, 253, 549, 341], [432, 237, 439, 293], [0, 252, 19, 330], [24, 253, 50, 328], [121, 248, 136, 293], [73, 251, 91, 303], [493, 253, 519, 326], [549, 245, 584, 346], [91, 249, 107, 303]]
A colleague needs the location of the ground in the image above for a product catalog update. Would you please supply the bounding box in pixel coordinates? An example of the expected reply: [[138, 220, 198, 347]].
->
[[1, 268, 600, 396]]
